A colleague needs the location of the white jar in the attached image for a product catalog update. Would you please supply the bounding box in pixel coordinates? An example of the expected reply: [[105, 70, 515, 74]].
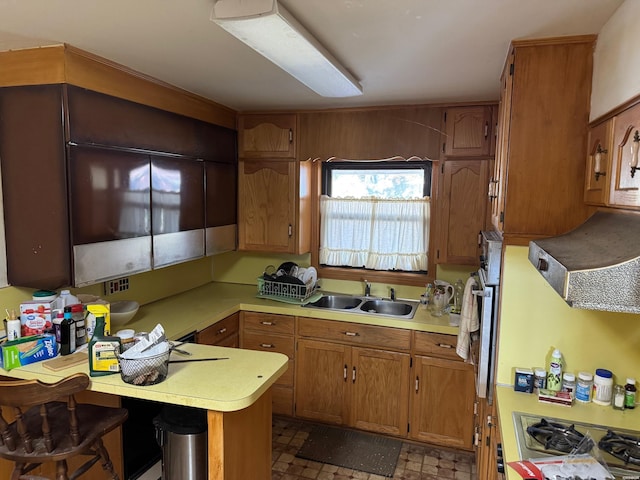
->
[[593, 369, 613, 405], [575, 372, 593, 403]]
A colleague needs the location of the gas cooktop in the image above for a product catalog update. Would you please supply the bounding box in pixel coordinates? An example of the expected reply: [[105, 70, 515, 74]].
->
[[513, 412, 640, 479]]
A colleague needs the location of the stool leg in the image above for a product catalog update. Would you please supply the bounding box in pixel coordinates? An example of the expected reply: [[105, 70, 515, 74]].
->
[[94, 438, 119, 480], [10, 462, 24, 480]]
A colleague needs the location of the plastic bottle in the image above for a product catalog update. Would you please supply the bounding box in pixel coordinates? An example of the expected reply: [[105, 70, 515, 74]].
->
[[452, 279, 465, 314], [60, 306, 76, 356], [71, 304, 87, 346], [58, 289, 79, 309], [625, 378, 637, 409], [593, 368, 613, 405], [546, 349, 563, 391], [575, 372, 593, 403], [5, 309, 21, 341], [88, 315, 121, 377]]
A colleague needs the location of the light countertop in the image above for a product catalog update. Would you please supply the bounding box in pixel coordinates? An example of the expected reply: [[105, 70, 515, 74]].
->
[[496, 385, 640, 479], [1, 282, 458, 413], [121, 282, 459, 341], [5, 342, 288, 412]]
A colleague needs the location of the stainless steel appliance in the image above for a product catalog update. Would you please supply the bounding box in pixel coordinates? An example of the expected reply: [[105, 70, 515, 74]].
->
[[528, 209, 640, 313], [513, 411, 640, 479], [474, 230, 503, 404]]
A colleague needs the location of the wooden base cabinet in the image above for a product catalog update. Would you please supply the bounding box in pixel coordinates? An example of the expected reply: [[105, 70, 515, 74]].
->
[[295, 338, 410, 437], [409, 355, 475, 449], [240, 312, 295, 416], [197, 313, 240, 348]]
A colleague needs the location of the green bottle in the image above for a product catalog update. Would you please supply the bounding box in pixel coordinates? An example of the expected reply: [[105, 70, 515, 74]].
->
[[88, 315, 121, 377]]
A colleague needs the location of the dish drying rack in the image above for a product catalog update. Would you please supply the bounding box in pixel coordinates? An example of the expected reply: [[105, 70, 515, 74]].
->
[[256, 276, 320, 305]]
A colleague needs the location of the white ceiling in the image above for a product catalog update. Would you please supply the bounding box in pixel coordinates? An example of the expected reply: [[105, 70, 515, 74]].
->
[[0, 0, 624, 112]]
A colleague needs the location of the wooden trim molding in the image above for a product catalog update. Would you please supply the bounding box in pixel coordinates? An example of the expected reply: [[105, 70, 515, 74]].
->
[[0, 44, 237, 129]]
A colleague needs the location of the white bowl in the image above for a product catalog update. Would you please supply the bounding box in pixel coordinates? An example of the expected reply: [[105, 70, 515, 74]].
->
[[110, 301, 140, 326]]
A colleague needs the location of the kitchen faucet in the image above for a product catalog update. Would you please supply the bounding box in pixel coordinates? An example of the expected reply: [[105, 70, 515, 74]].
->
[[364, 280, 371, 297], [390, 288, 396, 301]]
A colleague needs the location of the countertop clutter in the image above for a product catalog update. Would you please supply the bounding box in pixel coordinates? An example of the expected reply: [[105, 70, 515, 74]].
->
[[1, 282, 459, 410]]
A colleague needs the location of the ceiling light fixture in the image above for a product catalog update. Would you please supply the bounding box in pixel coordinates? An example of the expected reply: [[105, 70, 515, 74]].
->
[[210, 0, 362, 98]]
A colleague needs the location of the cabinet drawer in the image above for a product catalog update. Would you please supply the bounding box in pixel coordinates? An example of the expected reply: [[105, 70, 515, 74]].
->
[[413, 331, 460, 361], [196, 313, 239, 346], [241, 331, 294, 386], [242, 312, 295, 335], [297, 318, 410, 351]]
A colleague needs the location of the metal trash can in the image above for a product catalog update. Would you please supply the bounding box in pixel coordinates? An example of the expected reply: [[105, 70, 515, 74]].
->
[[153, 405, 208, 480]]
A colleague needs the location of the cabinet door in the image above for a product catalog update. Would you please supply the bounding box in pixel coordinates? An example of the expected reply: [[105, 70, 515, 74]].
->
[[69, 146, 152, 286], [609, 104, 640, 208], [409, 355, 475, 450], [584, 119, 613, 206], [151, 156, 205, 268], [437, 160, 489, 265], [350, 347, 410, 437], [238, 114, 296, 158], [491, 59, 513, 232], [295, 339, 350, 425], [443, 106, 493, 157], [205, 161, 237, 255], [238, 159, 296, 252]]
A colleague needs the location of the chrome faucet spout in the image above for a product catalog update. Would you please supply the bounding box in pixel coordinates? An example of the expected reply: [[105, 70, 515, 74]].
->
[[390, 288, 396, 301], [364, 280, 371, 297]]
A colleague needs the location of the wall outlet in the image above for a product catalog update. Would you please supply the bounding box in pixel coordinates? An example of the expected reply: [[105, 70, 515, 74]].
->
[[105, 277, 130, 295]]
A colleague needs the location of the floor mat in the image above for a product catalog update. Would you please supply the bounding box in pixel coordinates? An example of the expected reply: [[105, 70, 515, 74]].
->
[[295, 424, 402, 477]]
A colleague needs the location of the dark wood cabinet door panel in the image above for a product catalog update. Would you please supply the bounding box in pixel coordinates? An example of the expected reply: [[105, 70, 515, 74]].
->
[[206, 161, 237, 227], [0, 84, 71, 288], [67, 86, 200, 156], [69, 146, 151, 245], [151, 156, 204, 234]]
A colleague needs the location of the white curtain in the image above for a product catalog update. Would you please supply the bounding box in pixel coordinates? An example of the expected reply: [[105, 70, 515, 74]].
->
[[319, 195, 429, 271]]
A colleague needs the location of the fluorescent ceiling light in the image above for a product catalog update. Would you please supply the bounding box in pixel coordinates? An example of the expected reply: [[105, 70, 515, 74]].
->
[[211, 0, 362, 98]]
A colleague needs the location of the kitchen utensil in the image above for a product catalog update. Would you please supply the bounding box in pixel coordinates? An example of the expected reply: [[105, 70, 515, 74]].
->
[[110, 300, 140, 326], [277, 262, 298, 276], [167, 357, 229, 364], [169, 342, 192, 356]]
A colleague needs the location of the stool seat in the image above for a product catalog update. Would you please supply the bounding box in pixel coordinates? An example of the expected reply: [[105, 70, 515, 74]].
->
[[0, 373, 128, 480]]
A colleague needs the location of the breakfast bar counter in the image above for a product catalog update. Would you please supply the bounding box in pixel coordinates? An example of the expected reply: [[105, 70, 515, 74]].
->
[[3, 342, 289, 480]]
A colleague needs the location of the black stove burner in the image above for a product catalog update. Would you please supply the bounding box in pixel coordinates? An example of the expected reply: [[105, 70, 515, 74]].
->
[[526, 418, 594, 454], [599, 430, 640, 466]]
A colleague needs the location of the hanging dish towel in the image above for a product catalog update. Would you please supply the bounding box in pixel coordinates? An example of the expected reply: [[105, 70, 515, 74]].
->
[[456, 276, 479, 362]]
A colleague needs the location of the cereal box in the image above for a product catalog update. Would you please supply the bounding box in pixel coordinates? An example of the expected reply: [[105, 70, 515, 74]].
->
[[20, 300, 56, 336], [0, 334, 58, 370]]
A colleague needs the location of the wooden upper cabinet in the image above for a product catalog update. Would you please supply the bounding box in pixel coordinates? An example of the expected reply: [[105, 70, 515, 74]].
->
[[442, 106, 494, 157], [584, 119, 614, 206], [493, 36, 594, 245], [238, 114, 296, 158], [237, 158, 311, 254], [437, 160, 489, 265], [608, 103, 640, 208]]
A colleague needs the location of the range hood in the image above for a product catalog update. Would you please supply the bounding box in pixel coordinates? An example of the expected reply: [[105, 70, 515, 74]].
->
[[528, 209, 640, 313]]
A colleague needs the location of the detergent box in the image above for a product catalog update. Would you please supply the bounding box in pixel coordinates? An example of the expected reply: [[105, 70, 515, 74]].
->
[[0, 334, 58, 370]]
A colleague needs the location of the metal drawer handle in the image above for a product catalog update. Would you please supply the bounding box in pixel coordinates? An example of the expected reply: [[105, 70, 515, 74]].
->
[[344, 331, 360, 337], [352, 366, 356, 383], [415, 376, 419, 392], [260, 343, 274, 349], [260, 321, 274, 326], [344, 364, 347, 381], [437, 343, 453, 349], [217, 327, 227, 335]]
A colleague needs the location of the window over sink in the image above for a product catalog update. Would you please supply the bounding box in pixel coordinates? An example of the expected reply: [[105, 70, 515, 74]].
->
[[312, 160, 434, 284]]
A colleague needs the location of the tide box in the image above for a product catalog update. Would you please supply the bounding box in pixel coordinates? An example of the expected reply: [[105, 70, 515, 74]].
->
[[85, 303, 111, 337], [20, 300, 56, 336], [0, 334, 58, 370]]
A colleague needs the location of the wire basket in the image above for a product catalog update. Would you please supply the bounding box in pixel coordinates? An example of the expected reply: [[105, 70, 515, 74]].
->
[[117, 350, 171, 386], [257, 276, 315, 302]]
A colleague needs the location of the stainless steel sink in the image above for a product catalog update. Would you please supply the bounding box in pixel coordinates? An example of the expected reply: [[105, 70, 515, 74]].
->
[[303, 294, 418, 319], [359, 299, 414, 316]]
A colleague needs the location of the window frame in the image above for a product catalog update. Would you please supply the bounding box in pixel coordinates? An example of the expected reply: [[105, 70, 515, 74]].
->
[[310, 159, 438, 286]]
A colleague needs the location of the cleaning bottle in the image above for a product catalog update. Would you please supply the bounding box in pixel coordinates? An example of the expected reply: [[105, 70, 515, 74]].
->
[[88, 315, 121, 377], [59, 306, 76, 356], [547, 348, 563, 391]]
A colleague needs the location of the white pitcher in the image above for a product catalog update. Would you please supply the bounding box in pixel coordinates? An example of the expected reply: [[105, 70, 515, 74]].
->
[[434, 280, 454, 304]]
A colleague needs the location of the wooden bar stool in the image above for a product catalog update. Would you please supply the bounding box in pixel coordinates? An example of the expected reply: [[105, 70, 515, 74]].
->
[[0, 373, 128, 480]]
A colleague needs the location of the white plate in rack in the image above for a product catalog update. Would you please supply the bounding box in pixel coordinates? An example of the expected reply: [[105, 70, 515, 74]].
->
[[302, 266, 317, 287]]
